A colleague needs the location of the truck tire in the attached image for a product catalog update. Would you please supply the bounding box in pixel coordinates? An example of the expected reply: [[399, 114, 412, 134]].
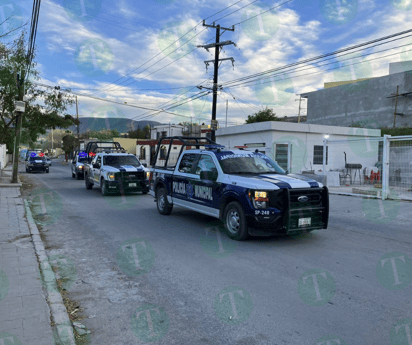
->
[[156, 187, 173, 215], [101, 179, 109, 196], [26, 167, 28, 173], [85, 175, 93, 190], [76, 172, 81, 180], [223, 201, 249, 241], [72, 171, 75, 178], [46, 168, 49, 173]]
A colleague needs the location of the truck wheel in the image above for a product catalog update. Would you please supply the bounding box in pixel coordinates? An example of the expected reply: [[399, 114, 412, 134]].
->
[[25, 167, 28, 173], [76, 172, 81, 180], [142, 191, 148, 195], [85, 175, 93, 190], [46, 168, 49, 173], [156, 187, 172, 215], [101, 179, 109, 196], [224, 201, 249, 241], [72, 171, 75, 178]]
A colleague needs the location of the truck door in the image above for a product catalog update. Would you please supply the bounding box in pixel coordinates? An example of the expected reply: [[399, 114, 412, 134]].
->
[[93, 156, 102, 185], [192, 154, 220, 209], [172, 153, 198, 203]]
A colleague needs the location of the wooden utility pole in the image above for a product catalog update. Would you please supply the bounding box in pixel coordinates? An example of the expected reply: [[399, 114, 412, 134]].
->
[[198, 21, 235, 142], [393, 85, 399, 128], [295, 95, 306, 123], [76, 95, 80, 145], [11, 70, 25, 184]]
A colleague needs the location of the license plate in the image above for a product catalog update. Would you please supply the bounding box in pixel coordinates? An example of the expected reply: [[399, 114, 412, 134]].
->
[[129, 183, 137, 187], [298, 217, 311, 227]]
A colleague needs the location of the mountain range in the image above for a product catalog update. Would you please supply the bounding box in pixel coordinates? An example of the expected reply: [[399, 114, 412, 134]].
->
[[68, 118, 162, 134]]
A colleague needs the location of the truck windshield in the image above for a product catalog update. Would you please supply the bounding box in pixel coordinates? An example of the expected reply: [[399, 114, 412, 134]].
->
[[103, 156, 141, 167], [218, 154, 285, 175], [77, 157, 88, 163]]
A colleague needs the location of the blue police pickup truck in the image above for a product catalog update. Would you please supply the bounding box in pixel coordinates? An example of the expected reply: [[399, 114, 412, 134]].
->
[[149, 137, 329, 241]]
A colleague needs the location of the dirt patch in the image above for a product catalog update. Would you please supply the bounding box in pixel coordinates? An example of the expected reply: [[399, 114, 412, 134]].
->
[[58, 279, 91, 345], [7, 234, 31, 243]]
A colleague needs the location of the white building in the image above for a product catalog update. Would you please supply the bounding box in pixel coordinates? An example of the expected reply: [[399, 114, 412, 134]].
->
[[216, 121, 382, 186]]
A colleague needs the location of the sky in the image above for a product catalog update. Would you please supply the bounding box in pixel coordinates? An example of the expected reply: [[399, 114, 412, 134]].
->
[[2, 0, 412, 127]]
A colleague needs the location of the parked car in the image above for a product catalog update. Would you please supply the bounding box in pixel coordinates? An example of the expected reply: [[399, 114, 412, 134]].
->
[[149, 136, 329, 241], [25, 155, 49, 173]]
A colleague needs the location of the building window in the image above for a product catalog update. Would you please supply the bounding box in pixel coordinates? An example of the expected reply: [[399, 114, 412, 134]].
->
[[313, 145, 328, 165], [140, 146, 146, 160], [156, 132, 160, 140], [161, 131, 167, 138]]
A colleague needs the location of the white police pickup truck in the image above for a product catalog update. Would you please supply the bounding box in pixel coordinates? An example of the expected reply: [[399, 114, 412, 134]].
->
[[84, 152, 149, 196], [149, 137, 329, 240]]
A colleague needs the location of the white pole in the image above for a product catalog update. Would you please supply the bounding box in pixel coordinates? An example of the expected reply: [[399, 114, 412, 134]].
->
[[382, 135, 390, 200], [323, 139, 327, 175], [51, 129, 54, 156], [226, 100, 228, 127]]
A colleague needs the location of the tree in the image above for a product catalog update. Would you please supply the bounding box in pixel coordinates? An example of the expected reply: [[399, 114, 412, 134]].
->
[[0, 33, 77, 153], [88, 129, 119, 140], [245, 107, 279, 124], [128, 125, 151, 139], [62, 134, 77, 155]]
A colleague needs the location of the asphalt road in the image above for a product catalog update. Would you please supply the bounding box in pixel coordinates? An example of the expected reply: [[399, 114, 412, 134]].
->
[[21, 159, 412, 345]]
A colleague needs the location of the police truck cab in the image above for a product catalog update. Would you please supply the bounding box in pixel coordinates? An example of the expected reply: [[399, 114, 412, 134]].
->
[[150, 137, 329, 241]]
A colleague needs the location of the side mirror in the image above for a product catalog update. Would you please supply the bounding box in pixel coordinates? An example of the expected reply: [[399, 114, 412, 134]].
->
[[93, 163, 100, 169], [200, 170, 218, 182], [142, 163, 147, 168], [285, 170, 289, 174]]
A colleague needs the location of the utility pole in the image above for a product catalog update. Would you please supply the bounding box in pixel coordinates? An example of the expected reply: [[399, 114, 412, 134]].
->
[[393, 85, 399, 128], [295, 94, 306, 123], [11, 70, 25, 184], [225, 99, 228, 127], [76, 95, 79, 147], [198, 20, 235, 142]]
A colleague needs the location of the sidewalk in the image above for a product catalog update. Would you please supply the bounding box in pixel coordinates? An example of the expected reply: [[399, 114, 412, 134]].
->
[[0, 186, 54, 344], [0, 164, 22, 187]]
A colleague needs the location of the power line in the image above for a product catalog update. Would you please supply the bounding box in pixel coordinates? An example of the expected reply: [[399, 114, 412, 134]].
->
[[98, 0, 246, 92], [221, 28, 412, 88], [228, 35, 412, 89], [33, 82, 194, 117], [231, 0, 293, 26], [228, 43, 412, 90]]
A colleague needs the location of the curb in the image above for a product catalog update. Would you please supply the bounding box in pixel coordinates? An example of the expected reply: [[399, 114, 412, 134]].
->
[[23, 199, 77, 345]]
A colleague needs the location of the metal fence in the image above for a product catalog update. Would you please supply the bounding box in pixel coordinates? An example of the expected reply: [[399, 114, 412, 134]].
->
[[323, 135, 412, 200]]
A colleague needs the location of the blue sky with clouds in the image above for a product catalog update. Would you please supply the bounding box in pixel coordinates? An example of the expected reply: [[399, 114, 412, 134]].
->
[[2, 0, 412, 126]]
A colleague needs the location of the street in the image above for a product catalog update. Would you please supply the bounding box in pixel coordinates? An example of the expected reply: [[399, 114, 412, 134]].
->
[[22, 159, 412, 345]]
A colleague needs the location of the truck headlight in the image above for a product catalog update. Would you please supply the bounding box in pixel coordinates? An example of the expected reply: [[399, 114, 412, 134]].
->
[[78, 165, 84, 169], [249, 190, 269, 209], [146, 171, 150, 179], [107, 174, 115, 181]]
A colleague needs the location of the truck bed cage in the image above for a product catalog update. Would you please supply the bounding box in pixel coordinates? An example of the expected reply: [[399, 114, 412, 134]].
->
[[84, 141, 125, 159], [84, 141, 124, 153], [153, 136, 217, 169]]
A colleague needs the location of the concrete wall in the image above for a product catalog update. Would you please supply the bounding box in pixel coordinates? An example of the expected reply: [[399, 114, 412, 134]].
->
[[305, 71, 412, 128], [113, 138, 137, 154], [389, 61, 412, 75]]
